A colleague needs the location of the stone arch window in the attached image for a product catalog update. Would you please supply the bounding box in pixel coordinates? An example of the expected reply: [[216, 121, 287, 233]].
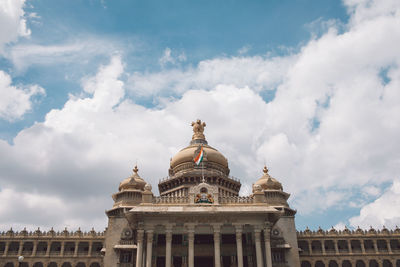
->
[[342, 260, 352, 267], [351, 240, 362, 253], [316, 261, 326, 267], [390, 239, 400, 251], [298, 240, 310, 254], [337, 240, 348, 252], [364, 240, 374, 252], [329, 260, 339, 267], [89, 263, 100, 267], [369, 260, 379, 267], [4, 263, 14, 267], [383, 260, 393, 267], [356, 260, 366, 267], [76, 263, 86, 267], [48, 262, 57, 267], [301, 261, 312, 267], [61, 263, 72, 267], [311, 240, 322, 254], [33, 263, 44, 267], [325, 240, 335, 254], [377, 239, 388, 252]]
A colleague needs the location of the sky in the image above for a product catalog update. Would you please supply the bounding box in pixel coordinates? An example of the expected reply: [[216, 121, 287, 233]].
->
[[0, 0, 400, 232]]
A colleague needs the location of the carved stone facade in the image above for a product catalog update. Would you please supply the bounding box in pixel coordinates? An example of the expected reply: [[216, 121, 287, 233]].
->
[[1, 120, 399, 267]]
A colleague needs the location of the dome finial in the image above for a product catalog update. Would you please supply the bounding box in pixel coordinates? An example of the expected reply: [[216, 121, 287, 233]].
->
[[191, 119, 206, 140], [133, 165, 139, 174], [263, 165, 269, 174]]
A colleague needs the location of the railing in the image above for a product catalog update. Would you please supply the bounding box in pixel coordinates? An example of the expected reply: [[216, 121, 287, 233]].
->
[[219, 196, 254, 204], [153, 196, 189, 204]]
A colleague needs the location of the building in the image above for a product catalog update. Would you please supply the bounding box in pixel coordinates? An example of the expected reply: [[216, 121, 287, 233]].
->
[[1, 120, 400, 267]]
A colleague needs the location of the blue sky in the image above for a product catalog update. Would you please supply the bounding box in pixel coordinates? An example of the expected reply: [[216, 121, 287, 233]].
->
[[1, 0, 400, 231]]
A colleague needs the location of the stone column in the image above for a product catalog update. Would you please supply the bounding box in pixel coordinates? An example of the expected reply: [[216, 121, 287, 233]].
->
[[60, 241, 65, 257], [235, 225, 243, 267], [254, 228, 264, 267], [136, 229, 145, 267], [46, 241, 50, 257], [264, 224, 272, 267], [360, 240, 365, 254], [347, 240, 352, 254], [321, 240, 326, 255], [213, 224, 222, 267], [74, 241, 79, 257], [146, 230, 154, 267], [187, 225, 195, 267], [386, 239, 392, 254], [333, 240, 339, 255], [308, 241, 313, 255], [165, 226, 173, 267], [32, 241, 38, 257], [18, 241, 23, 256], [3, 241, 9, 257], [88, 241, 93, 257], [373, 240, 378, 254]]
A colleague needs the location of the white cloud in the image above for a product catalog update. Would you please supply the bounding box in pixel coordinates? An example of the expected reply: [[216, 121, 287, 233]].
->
[[349, 180, 400, 229], [159, 47, 186, 67], [0, 70, 45, 121], [1, 0, 400, 230], [0, 0, 30, 53]]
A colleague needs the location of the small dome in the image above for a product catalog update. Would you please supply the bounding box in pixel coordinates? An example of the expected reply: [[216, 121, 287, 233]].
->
[[119, 166, 146, 191], [254, 166, 283, 191]]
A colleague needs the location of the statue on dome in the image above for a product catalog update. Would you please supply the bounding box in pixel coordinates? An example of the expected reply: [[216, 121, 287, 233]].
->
[[191, 119, 206, 140]]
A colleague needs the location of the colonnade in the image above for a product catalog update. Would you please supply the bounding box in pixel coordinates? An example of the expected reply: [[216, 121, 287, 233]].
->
[[135, 223, 274, 267]]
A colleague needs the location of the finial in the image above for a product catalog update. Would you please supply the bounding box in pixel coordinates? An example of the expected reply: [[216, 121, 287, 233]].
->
[[133, 165, 139, 173], [263, 165, 269, 174], [191, 119, 206, 140]]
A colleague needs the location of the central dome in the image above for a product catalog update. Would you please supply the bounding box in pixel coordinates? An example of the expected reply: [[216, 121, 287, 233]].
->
[[169, 119, 229, 176]]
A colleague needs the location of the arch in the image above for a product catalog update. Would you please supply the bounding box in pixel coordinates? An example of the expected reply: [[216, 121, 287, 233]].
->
[[369, 260, 379, 267], [76, 263, 86, 267], [302, 261, 312, 267], [34, 263, 44, 267], [4, 263, 14, 267], [383, 260, 393, 267], [316, 261, 326, 267], [20, 263, 28, 267], [62, 263, 72, 267], [89, 263, 100, 267], [356, 260, 366, 267], [48, 263, 57, 267], [329, 261, 339, 267], [342, 260, 352, 267]]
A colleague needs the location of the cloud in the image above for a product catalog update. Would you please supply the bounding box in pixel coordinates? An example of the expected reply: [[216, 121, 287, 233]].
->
[[0, 0, 30, 53], [349, 180, 400, 229], [0, 70, 45, 121], [159, 47, 186, 68], [1, 0, 400, 230]]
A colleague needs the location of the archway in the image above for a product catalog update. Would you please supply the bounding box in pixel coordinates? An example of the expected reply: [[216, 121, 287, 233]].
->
[[89, 263, 100, 267], [329, 261, 339, 267], [33, 263, 44, 267], [383, 260, 393, 267], [76, 263, 86, 267], [4, 263, 14, 267], [316, 261, 326, 267], [356, 261, 366, 267], [48, 263, 57, 267], [342, 260, 352, 267], [62, 263, 72, 267], [369, 260, 379, 267], [302, 261, 312, 267]]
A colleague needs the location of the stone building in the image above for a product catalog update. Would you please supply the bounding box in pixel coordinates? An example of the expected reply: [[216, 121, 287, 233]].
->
[[1, 120, 400, 267]]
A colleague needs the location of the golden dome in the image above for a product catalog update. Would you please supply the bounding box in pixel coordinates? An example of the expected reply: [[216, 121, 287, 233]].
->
[[254, 166, 283, 191], [169, 119, 229, 173], [170, 144, 228, 168], [119, 166, 146, 191]]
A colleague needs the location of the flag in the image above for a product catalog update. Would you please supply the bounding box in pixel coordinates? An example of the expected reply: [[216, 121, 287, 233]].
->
[[194, 145, 204, 165]]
